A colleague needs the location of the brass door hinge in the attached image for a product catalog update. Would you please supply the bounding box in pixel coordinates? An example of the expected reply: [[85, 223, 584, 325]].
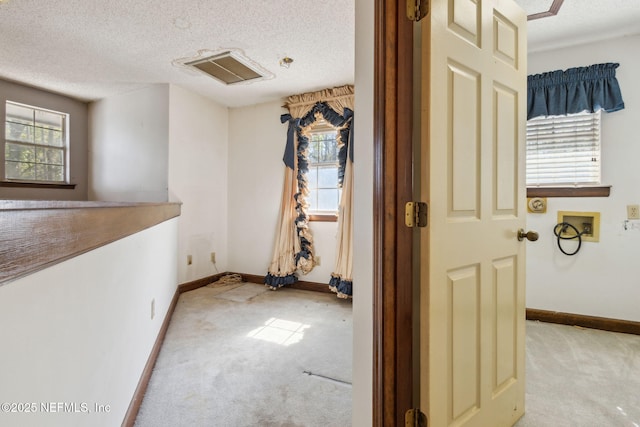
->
[[405, 201, 428, 228], [406, 0, 429, 21], [405, 408, 428, 427]]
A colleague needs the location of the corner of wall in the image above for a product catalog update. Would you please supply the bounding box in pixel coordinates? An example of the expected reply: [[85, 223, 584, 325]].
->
[[167, 86, 229, 284]]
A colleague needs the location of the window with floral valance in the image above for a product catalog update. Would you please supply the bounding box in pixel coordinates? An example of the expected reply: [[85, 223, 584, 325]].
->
[[264, 85, 354, 299]]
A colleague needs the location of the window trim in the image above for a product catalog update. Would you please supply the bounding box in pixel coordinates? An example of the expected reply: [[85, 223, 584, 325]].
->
[[4, 100, 70, 185], [0, 180, 76, 189], [308, 213, 338, 222], [306, 125, 340, 217], [526, 186, 611, 198]]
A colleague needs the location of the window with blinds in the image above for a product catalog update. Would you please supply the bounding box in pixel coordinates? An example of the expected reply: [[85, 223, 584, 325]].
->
[[526, 111, 601, 186]]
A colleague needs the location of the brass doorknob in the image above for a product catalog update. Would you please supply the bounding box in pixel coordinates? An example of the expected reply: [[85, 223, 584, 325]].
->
[[518, 229, 539, 242]]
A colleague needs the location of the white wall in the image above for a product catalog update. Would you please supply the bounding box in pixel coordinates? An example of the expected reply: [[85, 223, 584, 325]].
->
[[89, 85, 169, 202], [168, 85, 229, 283], [526, 34, 640, 322], [353, 0, 374, 424], [0, 219, 178, 427], [89, 84, 229, 285], [227, 100, 338, 283]]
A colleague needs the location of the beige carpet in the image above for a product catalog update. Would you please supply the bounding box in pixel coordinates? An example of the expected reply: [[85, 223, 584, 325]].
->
[[134, 282, 352, 427], [515, 321, 640, 426], [135, 281, 640, 426]]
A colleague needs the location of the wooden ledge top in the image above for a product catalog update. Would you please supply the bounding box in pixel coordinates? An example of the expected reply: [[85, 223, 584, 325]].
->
[[0, 200, 181, 211], [1, 201, 181, 285]]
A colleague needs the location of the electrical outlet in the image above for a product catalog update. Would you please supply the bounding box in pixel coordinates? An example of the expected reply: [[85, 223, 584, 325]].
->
[[627, 205, 640, 220], [315, 256, 321, 266], [151, 299, 155, 320], [210, 252, 216, 263], [187, 254, 192, 265]]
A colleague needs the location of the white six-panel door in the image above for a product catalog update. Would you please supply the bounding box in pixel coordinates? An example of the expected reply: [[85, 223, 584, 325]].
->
[[419, 0, 527, 426]]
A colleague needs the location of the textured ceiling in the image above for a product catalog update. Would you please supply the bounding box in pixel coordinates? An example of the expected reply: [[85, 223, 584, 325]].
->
[[0, 0, 354, 107], [0, 0, 638, 107], [518, 0, 640, 53]]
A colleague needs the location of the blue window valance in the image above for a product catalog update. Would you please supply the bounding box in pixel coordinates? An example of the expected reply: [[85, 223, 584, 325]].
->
[[527, 63, 625, 120]]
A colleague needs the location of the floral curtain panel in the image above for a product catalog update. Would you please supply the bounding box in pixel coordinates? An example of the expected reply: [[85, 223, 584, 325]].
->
[[264, 85, 354, 298], [527, 62, 625, 120]]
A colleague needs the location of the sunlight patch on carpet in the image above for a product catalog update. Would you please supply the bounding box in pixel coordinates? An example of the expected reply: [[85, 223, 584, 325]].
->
[[247, 317, 310, 346]]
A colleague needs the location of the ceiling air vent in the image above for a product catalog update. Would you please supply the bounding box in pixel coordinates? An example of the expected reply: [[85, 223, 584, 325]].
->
[[186, 51, 265, 85]]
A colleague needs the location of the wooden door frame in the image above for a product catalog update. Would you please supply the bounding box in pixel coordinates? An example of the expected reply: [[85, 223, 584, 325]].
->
[[373, 0, 415, 425]]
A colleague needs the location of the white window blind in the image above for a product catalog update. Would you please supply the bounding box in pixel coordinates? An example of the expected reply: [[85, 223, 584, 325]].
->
[[526, 111, 601, 186]]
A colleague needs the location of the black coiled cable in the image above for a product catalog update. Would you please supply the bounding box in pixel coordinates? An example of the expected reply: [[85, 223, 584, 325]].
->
[[553, 222, 587, 256]]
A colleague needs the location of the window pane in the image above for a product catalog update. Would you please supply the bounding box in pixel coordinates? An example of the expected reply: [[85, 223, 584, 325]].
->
[[6, 103, 33, 123], [35, 109, 64, 131], [44, 147, 64, 165], [318, 189, 339, 211], [307, 166, 318, 189], [318, 139, 337, 162], [318, 165, 338, 188], [35, 146, 46, 163], [5, 160, 35, 180], [42, 129, 64, 147], [5, 121, 33, 143], [49, 165, 64, 181], [307, 188, 317, 211], [34, 164, 64, 182], [35, 163, 47, 181], [4, 161, 22, 180], [307, 140, 320, 163], [34, 126, 63, 147], [307, 196, 318, 211], [310, 131, 338, 161], [328, 140, 339, 161], [5, 142, 34, 162]]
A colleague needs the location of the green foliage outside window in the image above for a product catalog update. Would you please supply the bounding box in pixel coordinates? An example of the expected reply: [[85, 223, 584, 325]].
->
[[4, 102, 66, 183]]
